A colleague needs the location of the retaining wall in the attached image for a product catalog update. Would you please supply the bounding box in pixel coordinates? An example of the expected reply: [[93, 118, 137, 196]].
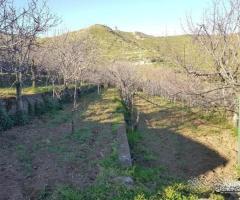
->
[[117, 124, 132, 167], [0, 85, 97, 115]]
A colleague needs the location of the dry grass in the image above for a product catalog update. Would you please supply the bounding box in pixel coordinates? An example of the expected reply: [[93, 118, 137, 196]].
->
[[134, 94, 237, 186], [0, 86, 54, 98], [84, 88, 124, 124]]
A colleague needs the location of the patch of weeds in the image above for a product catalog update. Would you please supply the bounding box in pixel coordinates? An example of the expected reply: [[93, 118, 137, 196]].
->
[[130, 165, 163, 183], [32, 140, 46, 152], [34, 101, 46, 116], [49, 111, 71, 126], [236, 165, 240, 178], [127, 130, 143, 148], [67, 128, 92, 144], [111, 123, 121, 133], [48, 180, 216, 200], [13, 110, 29, 126], [0, 106, 13, 131], [37, 185, 52, 200], [50, 186, 82, 200], [133, 183, 214, 200], [100, 145, 118, 169], [43, 96, 63, 113], [47, 144, 68, 154], [208, 193, 225, 200], [142, 150, 157, 162], [15, 144, 32, 175], [27, 102, 34, 116]]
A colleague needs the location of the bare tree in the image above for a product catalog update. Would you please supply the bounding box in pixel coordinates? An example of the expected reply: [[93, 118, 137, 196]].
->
[[0, 0, 58, 122], [107, 61, 141, 131], [44, 31, 98, 133], [168, 0, 240, 118]]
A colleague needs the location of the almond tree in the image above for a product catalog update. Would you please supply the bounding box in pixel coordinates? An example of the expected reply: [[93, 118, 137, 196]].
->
[[167, 0, 240, 117], [0, 0, 58, 122], [45, 32, 98, 133], [107, 61, 141, 131]]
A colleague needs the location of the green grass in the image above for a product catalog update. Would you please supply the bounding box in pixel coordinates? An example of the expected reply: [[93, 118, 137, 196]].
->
[[15, 144, 33, 175], [42, 24, 194, 67], [67, 128, 92, 143], [48, 110, 72, 126], [0, 86, 54, 98], [34, 89, 227, 200], [127, 130, 143, 148]]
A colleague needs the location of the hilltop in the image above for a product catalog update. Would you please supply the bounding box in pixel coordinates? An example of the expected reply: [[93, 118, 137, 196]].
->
[[43, 24, 192, 67]]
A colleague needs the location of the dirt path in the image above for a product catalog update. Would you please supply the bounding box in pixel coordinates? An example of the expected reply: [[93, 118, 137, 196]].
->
[[134, 95, 237, 186], [0, 89, 120, 200]]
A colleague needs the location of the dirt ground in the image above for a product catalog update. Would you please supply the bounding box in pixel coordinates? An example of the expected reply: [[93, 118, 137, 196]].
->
[[0, 90, 120, 200], [1, 89, 238, 199], [134, 95, 238, 187]]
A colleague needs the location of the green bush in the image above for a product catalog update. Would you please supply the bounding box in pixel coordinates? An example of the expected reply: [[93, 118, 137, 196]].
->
[[160, 184, 198, 200], [34, 97, 63, 117], [0, 106, 13, 131], [34, 101, 46, 116], [43, 96, 55, 111], [43, 96, 63, 111], [28, 102, 34, 116], [13, 110, 29, 126]]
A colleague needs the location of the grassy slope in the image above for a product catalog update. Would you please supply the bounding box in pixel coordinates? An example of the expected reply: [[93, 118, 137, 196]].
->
[[42, 24, 192, 65]]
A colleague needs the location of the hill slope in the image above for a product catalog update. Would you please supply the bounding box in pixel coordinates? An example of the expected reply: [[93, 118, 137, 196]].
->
[[44, 24, 192, 67]]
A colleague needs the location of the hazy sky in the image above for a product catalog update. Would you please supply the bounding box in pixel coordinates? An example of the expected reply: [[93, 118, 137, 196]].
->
[[17, 0, 211, 36]]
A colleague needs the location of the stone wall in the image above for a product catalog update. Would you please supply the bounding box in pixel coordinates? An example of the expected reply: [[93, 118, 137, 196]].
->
[[117, 124, 132, 167], [0, 85, 97, 115]]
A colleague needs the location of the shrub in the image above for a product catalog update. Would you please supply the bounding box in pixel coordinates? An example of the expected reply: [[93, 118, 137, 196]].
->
[[0, 106, 13, 131], [160, 184, 198, 200], [14, 110, 29, 126], [27, 102, 34, 116], [34, 101, 46, 116], [43, 96, 55, 111], [209, 193, 224, 200]]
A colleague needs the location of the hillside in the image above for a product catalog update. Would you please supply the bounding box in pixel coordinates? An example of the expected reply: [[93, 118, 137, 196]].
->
[[43, 24, 192, 67]]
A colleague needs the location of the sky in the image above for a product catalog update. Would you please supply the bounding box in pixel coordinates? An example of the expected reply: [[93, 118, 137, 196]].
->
[[16, 0, 211, 36]]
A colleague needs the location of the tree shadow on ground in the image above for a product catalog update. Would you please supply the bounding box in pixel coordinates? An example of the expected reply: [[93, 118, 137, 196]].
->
[[134, 100, 230, 182], [0, 89, 121, 200]]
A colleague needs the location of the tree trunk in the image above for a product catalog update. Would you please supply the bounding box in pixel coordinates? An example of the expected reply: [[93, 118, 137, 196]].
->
[[52, 80, 55, 99], [71, 81, 77, 134], [71, 110, 75, 134], [97, 84, 101, 95], [31, 60, 36, 88], [16, 71, 23, 113]]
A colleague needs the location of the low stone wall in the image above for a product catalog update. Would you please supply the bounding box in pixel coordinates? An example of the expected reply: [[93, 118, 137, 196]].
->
[[0, 85, 97, 115], [117, 124, 132, 167], [0, 93, 46, 115]]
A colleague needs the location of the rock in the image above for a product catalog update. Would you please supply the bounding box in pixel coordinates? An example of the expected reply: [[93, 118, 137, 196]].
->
[[215, 181, 240, 199]]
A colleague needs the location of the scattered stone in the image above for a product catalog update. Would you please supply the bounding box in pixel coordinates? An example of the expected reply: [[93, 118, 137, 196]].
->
[[215, 181, 240, 199]]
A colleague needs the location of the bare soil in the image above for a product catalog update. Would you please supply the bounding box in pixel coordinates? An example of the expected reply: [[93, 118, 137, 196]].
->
[[0, 91, 117, 200]]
